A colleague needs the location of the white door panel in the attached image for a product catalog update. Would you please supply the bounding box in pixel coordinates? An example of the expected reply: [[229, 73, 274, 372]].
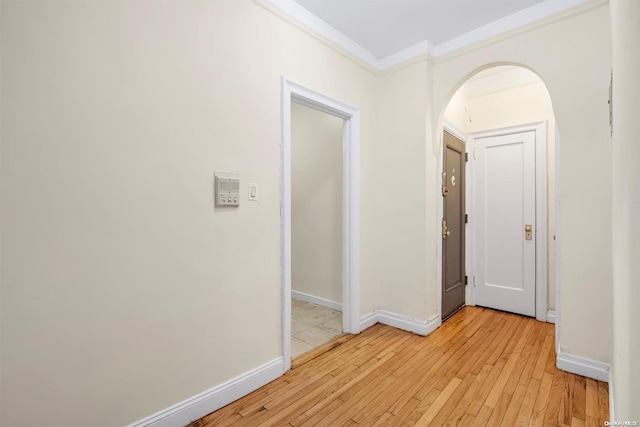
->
[[474, 131, 536, 317]]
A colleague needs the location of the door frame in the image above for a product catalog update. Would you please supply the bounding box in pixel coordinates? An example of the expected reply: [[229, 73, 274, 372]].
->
[[467, 122, 548, 322], [281, 77, 361, 372], [441, 127, 467, 320], [437, 122, 471, 325]]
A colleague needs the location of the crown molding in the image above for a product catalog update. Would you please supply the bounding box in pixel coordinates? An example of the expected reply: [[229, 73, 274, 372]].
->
[[377, 39, 434, 70], [432, 0, 609, 64], [254, 0, 381, 73], [255, 0, 608, 74], [433, 0, 596, 57]]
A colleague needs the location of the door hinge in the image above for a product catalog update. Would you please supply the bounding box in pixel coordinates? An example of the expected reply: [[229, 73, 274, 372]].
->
[[465, 214, 468, 224], [464, 275, 468, 285], [465, 152, 468, 162]]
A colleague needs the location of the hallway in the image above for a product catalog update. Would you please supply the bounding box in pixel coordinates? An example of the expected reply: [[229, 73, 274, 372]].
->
[[192, 307, 609, 426]]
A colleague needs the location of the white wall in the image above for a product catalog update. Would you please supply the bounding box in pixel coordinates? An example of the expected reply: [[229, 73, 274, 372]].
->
[[291, 103, 343, 305], [443, 90, 469, 133], [611, 0, 640, 420], [0, 1, 380, 425], [432, 3, 613, 364]]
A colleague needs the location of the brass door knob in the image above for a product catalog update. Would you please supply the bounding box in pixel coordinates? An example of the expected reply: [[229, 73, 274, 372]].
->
[[525, 224, 533, 240]]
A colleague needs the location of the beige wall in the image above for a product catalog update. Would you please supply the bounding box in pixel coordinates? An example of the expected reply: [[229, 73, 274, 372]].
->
[[291, 103, 343, 305], [372, 62, 431, 319], [0, 1, 379, 425], [432, 3, 613, 364], [0, 0, 619, 426], [611, 0, 640, 420]]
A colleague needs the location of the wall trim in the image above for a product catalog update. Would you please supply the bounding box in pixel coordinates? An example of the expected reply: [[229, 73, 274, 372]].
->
[[292, 290, 343, 312], [432, 0, 599, 57], [127, 357, 284, 427], [253, 0, 380, 74], [256, 0, 604, 73], [554, 124, 561, 353], [546, 310, 556, 324], [443, 121, 469, 144], [360, 311, 378, 331], [608, 367, 615, 422], [433, 0, 608, 64], [281, 78, 361, 373], [556, 350, 610, 382], [360, 310, 440, 337]]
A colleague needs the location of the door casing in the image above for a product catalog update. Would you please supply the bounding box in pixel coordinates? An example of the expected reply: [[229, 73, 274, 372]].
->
[[281, 78, 361, 372], [437, 121, 548, 323], [442, 131, 466, 320]]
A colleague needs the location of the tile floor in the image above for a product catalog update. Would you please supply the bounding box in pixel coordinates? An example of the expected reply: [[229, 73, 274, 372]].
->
[[291, 298, 343, 358]]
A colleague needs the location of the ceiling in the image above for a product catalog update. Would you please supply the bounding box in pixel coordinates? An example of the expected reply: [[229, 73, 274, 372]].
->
[[293, 0, 548, 59], [274, 0, 594, 67]]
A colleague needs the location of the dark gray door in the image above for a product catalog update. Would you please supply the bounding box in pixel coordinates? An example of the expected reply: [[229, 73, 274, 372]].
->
[[442, 131, 466, 321]]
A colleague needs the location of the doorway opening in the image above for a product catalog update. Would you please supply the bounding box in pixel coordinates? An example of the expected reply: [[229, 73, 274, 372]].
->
[[281, 78, 361, 372], [290, 102, 345, 360], [439, 65, 557, 327]]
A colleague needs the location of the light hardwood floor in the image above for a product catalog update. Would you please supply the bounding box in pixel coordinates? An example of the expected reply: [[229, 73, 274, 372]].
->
[[191, 307, 609, 427]]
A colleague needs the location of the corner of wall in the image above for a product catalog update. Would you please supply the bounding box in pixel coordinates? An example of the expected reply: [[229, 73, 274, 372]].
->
[[359, 310, 440, 337], [556, 346, 610, 382]]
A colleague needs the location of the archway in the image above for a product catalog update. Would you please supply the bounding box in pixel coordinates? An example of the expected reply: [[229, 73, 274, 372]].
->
[[435, 64, 559, 345]]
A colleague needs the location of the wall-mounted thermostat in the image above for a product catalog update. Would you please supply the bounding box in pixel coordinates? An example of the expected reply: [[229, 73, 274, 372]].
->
[[215, 172, 240, 207]]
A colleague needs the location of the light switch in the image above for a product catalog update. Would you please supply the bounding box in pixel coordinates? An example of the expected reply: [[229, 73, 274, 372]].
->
[[248, 183, 258, 201]]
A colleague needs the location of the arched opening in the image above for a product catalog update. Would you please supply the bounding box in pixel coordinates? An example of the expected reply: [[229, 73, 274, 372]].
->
[[436, 65, 558, 338]]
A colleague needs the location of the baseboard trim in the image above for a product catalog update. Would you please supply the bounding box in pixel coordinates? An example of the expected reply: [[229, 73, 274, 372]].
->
[[360, 311, 378, 331], [127, 357, 284, 427], [292, 290, 342, 312], [608, 367, 615, 422], [546, 310, 556, 324], [359, 310, 440, 336], [556, 350, 609, 382]]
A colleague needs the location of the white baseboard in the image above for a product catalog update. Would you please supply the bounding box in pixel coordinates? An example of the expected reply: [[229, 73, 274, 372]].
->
[[292, 290, 342, 312], [128, 357, 284, 427], [359, 310, 440, 336], [360, 311, 378, 331], [556, 350, 610, 382], [546, 310, 556, 324], [608, 367, 615, 422]]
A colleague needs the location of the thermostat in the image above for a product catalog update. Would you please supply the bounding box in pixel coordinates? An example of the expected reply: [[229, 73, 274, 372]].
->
[[215, 172, 240, 207]]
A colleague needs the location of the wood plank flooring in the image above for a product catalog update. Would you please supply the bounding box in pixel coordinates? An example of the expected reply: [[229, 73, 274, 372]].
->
[[191, 307, 609, 427]]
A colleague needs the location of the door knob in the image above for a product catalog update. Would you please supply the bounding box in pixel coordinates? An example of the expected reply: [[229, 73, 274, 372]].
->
[[525, 224, 533, 240]]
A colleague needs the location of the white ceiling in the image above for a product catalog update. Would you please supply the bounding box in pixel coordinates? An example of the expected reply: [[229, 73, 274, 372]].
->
[[293, 0, 548, 58], [273, 0, 594, 68]]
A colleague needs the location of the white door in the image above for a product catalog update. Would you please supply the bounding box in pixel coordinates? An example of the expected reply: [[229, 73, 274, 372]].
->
[[474, 130, 536, 317]]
